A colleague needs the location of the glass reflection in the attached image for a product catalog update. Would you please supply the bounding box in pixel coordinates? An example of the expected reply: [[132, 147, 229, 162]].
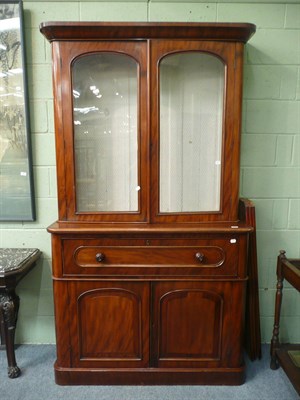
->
[[72, 53, 139, 212], [0, 2, 34, 220], [159, 52, 224, 213]]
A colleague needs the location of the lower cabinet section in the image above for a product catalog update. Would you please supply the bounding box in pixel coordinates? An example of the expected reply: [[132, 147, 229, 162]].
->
[[53, 279, 247, 385]]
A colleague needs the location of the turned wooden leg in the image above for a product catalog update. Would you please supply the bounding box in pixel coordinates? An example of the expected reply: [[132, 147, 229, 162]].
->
[[0, 309, 6, 347], [270, 250, 285, 370], [0, 289, 21, 378]]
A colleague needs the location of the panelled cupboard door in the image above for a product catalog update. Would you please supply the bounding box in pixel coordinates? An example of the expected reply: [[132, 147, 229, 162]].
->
[[67, 281, 150, 368], [151, 281, 246, 368], [150, 41, 243, 223], [51, 41, 149, 222]]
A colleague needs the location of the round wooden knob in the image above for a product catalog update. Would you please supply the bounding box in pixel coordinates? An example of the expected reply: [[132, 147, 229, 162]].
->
[[195, 252, 204, 263], [95, 253, 105, 263]]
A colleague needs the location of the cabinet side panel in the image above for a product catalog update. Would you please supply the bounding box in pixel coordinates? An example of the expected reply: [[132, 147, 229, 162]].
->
[[51, 234, 63, 277], [52, 42, 67, 220], [53, 280, 72, 368], [228, 42, 245, 220], [225, 281, 247, 367]]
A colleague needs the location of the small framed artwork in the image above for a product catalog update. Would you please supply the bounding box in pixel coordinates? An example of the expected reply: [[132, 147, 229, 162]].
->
[[0, 0, 35, 221]]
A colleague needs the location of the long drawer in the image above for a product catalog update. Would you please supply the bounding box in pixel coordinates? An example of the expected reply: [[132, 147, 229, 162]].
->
[[60, 236, 247, 278]]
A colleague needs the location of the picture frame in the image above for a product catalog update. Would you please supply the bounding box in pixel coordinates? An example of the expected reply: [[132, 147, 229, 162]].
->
[[0, 0, 35, 221]]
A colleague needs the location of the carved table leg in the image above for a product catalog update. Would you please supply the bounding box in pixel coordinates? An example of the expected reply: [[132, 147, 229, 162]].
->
[[0, 289, 21, 378], [270, 250, 285, 370]]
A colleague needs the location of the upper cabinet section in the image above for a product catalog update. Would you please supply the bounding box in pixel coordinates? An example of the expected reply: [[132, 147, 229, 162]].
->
[[40, 22, 255, 224]]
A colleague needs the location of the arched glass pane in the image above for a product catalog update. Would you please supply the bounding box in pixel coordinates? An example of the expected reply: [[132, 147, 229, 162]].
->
[[72, 53, 138, 212], [159, 52, 224, 213]]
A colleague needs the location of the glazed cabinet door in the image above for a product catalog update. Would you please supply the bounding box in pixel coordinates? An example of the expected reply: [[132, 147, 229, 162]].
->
[[150, 40, 243, 223], [67, 281, 150, 368], [151, 281, 246, 368], [51, 40, 148, 222]]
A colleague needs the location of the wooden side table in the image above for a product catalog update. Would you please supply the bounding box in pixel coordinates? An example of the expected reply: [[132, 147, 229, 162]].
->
[[270, 250, 300, 395], [0, 248, 42, 378]]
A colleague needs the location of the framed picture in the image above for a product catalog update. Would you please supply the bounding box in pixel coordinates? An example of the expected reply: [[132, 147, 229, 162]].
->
[[0, 0, 35, 220]]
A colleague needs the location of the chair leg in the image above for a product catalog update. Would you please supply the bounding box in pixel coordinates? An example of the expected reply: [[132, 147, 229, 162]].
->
[[270, 252, 284, 370], [0, 289, 21, 378]]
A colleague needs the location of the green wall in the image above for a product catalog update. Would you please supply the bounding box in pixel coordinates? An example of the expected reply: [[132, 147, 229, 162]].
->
[[0, 0, 299, 344]]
